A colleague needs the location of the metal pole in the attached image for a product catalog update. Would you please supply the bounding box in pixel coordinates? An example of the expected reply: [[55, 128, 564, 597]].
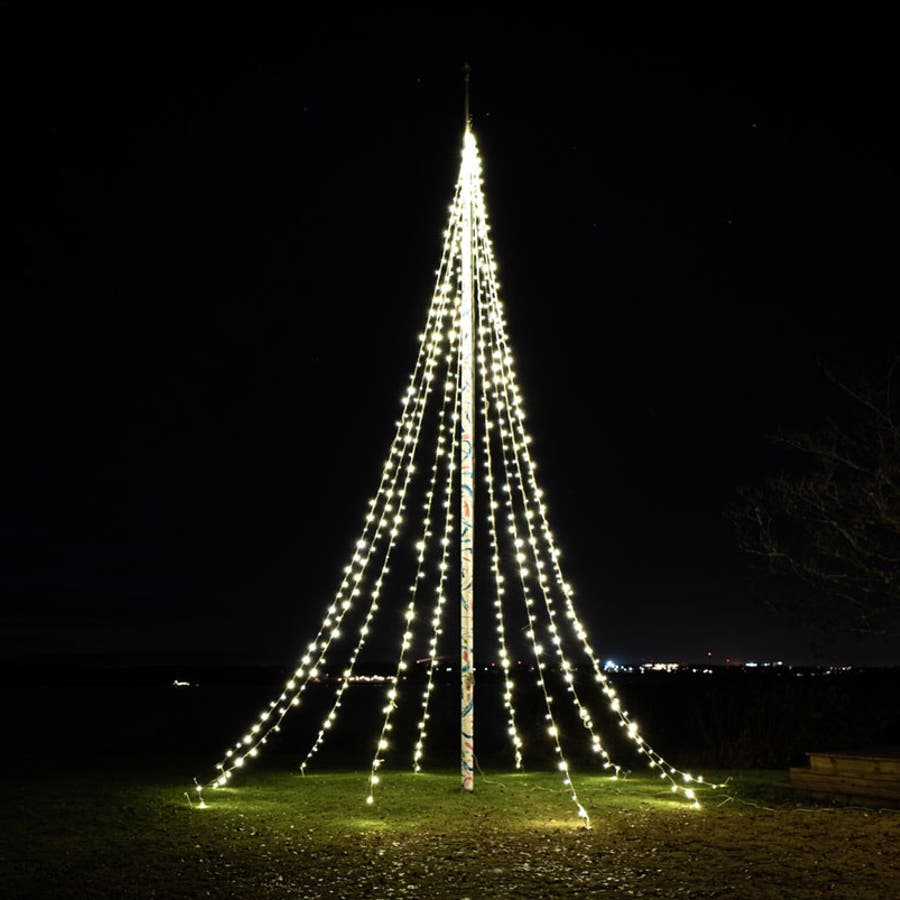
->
[[463, 63, 471, 128], [459, 125, 476, 792]]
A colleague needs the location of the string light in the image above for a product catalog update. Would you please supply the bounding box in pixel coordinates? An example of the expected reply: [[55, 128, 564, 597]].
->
[[450, 144, 588, 823], [412, 321, 462, 772], [366, 317, 462, 802], [479, 284, 590, 825], [475, 261, 523, 770], [204, 182, 466, 790], [478, 211, 718, 803], [199, 126, 713, 823], [476, 249, 618, 777], [300, 293, 457, 773]]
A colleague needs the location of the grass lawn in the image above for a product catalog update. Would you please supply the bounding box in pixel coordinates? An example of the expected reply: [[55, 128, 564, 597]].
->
[[1, 758, 898, 897]]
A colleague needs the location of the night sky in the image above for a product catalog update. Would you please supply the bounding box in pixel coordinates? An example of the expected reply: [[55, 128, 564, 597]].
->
[[3, 23, 899, 666]]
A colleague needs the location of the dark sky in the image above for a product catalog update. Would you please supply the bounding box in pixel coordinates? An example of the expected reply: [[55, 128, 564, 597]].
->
[[3, 20, 899, 666]]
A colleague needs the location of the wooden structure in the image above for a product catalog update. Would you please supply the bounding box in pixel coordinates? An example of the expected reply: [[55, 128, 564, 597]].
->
[[785, 750, 900, 806]]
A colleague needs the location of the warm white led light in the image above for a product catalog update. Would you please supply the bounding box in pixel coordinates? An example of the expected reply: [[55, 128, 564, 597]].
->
[[197, 127, 711, 822], [201, 179, 465, 790], [367, 323, 462, 801], [479, 220, 715, 801], [477, 263, 589, 825], [412, 338, 463, 771]]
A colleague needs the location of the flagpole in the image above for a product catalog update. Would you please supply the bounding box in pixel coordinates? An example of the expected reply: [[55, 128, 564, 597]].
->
[[459, 65, 476, 792]]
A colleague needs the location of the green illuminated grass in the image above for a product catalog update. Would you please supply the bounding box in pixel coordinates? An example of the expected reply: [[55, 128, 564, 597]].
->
[[201, 767, 736, 828], [1, 759, 898, 898]]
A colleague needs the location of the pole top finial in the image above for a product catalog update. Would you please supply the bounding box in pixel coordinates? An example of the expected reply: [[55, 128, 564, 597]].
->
[[462, 63, 471, 129]]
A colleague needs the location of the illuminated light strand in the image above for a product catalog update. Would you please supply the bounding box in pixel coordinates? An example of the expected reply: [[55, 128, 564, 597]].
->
[[482, 256, 714, 806], [487, 291, 703, 800], [475, 243, 617, 778], [412, 310, 463, 772], [482, 270, 685, 792], [207, 376, 430, 786], [300, 295, 459, 774], [367, 324, 462, 803], [491, 386, 589, 825], [478, 275, 589, 827], [475, 262, 523, 770], [213, 298, 445, 787], [296, 183, 466, 779], [408, 161, 473, 775], [471, 173, 612, 773], [201, 126, 710, 822], [204, 209, 464, 788], [229, 286, 446, 785]]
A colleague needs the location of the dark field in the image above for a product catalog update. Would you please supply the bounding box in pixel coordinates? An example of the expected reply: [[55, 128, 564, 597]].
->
[[5, 666, 899, 769], [1, 761, 898, 898]]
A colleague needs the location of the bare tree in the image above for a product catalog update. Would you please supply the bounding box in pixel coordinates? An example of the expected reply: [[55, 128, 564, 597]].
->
[[734, 364, 900, 639]]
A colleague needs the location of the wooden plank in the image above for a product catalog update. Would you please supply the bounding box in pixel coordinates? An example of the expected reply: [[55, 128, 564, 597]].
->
[[788, 773, 900, 800], [808, 751, 900, 766], [807, 754, 900, 779], [789, 769, 900, 800], [808, 759, 899, 779]]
